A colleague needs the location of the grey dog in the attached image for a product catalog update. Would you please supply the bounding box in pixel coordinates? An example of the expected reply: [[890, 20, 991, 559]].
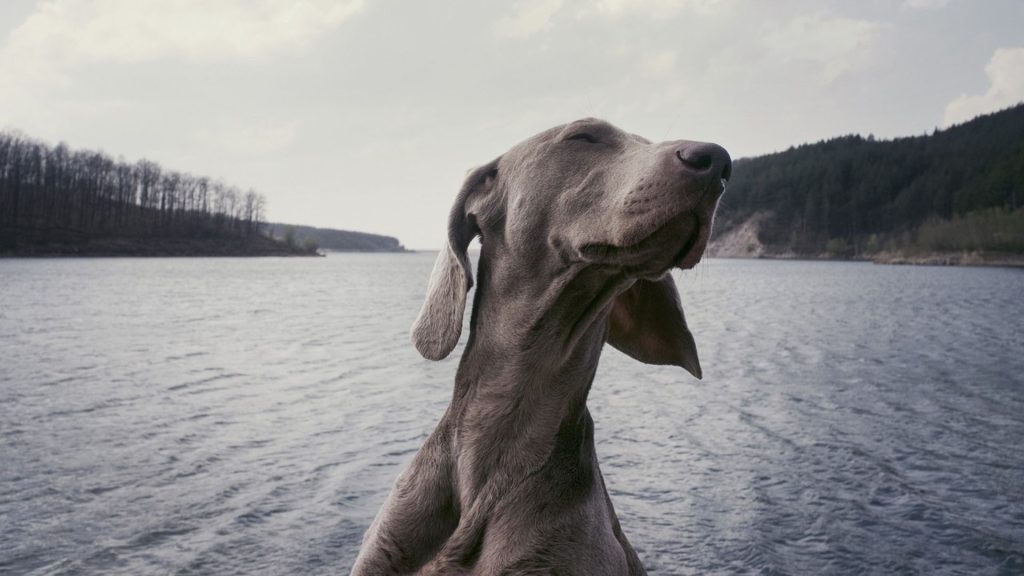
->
[[351, 118, 730, 575]]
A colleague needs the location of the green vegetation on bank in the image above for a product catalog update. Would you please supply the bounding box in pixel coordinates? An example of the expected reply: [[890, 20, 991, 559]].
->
[[878, 207, 1024, 254], [713, 103, 1024, 264]]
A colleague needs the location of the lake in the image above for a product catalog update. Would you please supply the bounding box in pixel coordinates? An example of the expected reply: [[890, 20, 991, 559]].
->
[[1, 254, 1022, 575]]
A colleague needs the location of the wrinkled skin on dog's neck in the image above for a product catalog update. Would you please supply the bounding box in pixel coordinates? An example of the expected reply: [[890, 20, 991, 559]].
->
[[437, 243, 645, 576], [351, 118, 728, 576], [453, 237, 627, 498]]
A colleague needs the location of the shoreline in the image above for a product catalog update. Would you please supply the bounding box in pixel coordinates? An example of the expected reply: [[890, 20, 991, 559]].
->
[[0, 236, 321, 258], [710, 251, 1024, 269]]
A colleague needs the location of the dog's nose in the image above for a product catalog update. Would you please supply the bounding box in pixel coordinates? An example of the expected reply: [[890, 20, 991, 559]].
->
[[676, 142, 732, 182]]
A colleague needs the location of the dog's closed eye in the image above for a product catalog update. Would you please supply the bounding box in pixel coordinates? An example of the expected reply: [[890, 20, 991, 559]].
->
[[566, 132, 599, 144]]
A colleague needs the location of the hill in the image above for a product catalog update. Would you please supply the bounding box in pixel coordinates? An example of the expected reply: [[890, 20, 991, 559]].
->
[[0, 130, 322, 257], [709, 103, 1024, 265], [265, 223, 407, 252]]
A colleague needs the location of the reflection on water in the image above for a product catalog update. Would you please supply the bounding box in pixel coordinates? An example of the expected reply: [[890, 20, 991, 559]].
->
[[1, 255, 1022, 575]]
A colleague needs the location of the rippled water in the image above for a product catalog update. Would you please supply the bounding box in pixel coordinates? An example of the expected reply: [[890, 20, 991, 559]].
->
[[1, 254, 1022, 575]]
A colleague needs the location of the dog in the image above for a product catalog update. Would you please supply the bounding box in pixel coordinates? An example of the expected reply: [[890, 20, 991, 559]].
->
[[351, 118, 730, 575]]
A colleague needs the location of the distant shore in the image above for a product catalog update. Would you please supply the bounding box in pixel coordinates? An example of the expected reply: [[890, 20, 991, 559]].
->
[[707, 213, 1024, 268], [868, 251, 1024, 268], [0, 235, 322, 258], [710, 250, 1024, 268]]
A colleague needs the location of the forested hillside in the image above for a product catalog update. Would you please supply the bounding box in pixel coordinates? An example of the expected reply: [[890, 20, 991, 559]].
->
[[0, 131, 310, 256], [265, 223, 406, 252], [711, 103, 1024, 263]]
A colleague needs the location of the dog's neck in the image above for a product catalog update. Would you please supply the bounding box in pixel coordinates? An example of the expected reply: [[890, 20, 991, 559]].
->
[[446, 242, 628, 501]]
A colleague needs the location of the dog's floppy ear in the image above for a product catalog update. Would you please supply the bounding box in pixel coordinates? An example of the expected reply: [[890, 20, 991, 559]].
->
[[607, 274, 702, 379], [411, 158, 499, 360]]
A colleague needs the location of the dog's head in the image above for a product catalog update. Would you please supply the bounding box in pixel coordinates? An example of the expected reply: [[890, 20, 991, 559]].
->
[[412, 118, 730, 379]]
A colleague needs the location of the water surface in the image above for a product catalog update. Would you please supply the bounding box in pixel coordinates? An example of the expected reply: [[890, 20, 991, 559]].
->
[[1, 255, 1022, 575]]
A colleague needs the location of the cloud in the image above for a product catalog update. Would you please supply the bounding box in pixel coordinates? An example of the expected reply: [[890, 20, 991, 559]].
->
[[196, 120, 300, 158], [902, 0, 952, 9], [495, 0, 721, 36], [943, 47, 1024, 126], [0, 0, 364, 98], [0, 0, 365, 135], [2, 0, 364, 63], [494, 0, 564, 38], [638, 49, 677, 78], [587, 0, 722, 19], [763, 13, 889, 84]]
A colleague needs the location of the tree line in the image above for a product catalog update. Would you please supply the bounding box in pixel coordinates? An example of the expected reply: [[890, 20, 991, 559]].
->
[[265, 222, 406, 252], [0, 130, 267, 248], [717, 102, 1024, 255]]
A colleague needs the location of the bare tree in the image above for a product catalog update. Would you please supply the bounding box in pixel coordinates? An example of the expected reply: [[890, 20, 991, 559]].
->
[[0, 130, 271, 247]]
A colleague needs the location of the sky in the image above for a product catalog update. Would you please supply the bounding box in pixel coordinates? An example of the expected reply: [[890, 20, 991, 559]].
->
[[1, 0, 1022, 249]]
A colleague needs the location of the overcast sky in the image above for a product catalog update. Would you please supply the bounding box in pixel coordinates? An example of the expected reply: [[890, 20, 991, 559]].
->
[[1, 0, 1021, 248]]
